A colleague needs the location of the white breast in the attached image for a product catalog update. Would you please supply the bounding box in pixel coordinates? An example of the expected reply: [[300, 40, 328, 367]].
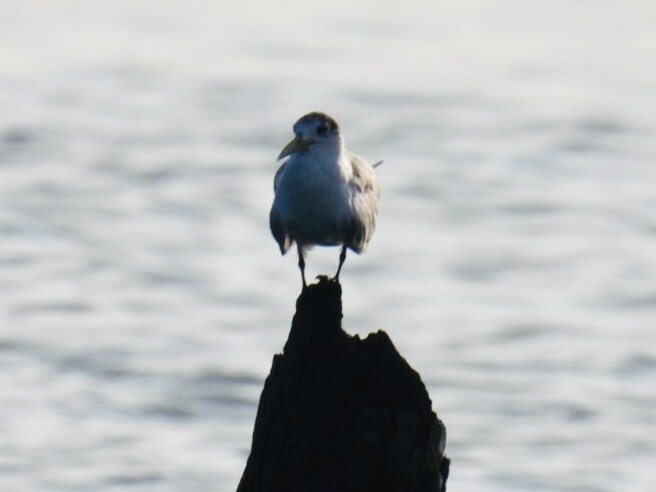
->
[[274, 147, 352, 246]]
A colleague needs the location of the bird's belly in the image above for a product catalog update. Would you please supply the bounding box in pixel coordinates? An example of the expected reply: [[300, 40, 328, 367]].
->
[[276, 182, 350, 245]]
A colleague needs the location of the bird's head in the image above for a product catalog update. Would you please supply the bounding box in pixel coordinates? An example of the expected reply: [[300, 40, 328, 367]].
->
[[278, 112, 341, 160]]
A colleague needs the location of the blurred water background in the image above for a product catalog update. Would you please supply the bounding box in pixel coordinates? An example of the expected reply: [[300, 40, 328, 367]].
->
[[1, 1, 655, 491]]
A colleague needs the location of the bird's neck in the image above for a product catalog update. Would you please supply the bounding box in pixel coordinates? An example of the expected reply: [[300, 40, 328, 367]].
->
[[307, 138, 347, 173], [314, 136, 344, 159]]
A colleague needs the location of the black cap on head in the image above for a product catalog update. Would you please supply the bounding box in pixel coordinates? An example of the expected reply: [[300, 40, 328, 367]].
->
[[296, 112, 339, 133]]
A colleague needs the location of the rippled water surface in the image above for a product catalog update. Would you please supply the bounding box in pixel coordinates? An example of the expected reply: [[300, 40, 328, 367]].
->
[[1, 1, 655, 491]]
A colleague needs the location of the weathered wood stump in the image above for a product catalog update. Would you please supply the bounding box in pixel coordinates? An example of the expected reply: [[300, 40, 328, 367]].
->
[[237, 277, 449, 491]]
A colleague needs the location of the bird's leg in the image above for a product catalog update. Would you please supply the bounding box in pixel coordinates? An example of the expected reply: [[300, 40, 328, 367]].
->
[[297, 245, 307, 288], [334, 245, 347, 281]]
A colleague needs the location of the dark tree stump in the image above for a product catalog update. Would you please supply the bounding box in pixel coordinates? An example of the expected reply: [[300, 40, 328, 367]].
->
[[237, 277, 449, 492]]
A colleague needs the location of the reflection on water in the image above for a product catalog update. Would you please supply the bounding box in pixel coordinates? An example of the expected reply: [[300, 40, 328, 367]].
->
[[1, 1, 655, 491]]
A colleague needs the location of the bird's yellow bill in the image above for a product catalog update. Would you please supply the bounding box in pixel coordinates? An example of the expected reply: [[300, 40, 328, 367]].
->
[[278, 135, 312, 160]]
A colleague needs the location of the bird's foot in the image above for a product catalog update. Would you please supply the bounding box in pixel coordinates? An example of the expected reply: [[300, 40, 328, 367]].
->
[[314, 274, 340, 285]]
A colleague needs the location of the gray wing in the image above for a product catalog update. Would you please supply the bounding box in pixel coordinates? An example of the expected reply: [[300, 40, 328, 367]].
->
[[270, 161, 293, 254], [269, 205, 292, 254], [347, 153, 380, 253], [273, 161, 286, 191]]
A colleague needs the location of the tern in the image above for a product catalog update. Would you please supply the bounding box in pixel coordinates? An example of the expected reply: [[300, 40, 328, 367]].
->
[[270, 111, 380, 287]]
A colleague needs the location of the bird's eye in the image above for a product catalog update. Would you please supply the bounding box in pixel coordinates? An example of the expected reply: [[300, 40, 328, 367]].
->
[[317, 123, 329, 135]]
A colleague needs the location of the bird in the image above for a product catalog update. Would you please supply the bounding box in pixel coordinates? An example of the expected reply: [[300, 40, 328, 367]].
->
[[270, 111, 380, 288]]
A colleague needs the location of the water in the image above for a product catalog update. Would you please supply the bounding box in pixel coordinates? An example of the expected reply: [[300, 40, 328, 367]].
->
[[1, 1, 655, 491]]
